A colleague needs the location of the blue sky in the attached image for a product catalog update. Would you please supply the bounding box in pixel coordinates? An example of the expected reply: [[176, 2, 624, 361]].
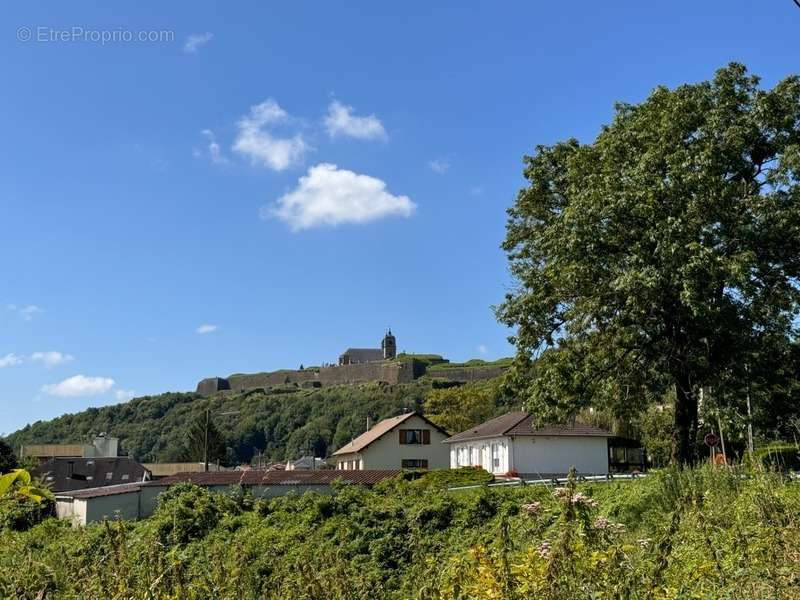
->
[[1, 1, 799, 434]]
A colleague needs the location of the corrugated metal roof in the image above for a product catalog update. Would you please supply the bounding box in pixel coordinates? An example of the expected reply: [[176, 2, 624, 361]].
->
[[445, 412, 612, 442], [57, 482, 143, 500], [331, 412, 418, 455], [146, 469, 402, 487]]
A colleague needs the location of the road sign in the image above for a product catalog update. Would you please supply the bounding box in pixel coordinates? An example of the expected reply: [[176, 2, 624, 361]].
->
[[704, 433, 720, 447]]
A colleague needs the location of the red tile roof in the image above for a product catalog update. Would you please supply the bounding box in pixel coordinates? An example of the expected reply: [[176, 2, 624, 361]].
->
[[145, 469, 401, 487], [445, 412, 612, 443]]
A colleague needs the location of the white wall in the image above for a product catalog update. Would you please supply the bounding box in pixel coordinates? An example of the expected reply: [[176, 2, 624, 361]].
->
[[449, 437, 510, 474], [355, 415, 450, 469], [82, 490, 141, 523], [511, 436, 608, 475]]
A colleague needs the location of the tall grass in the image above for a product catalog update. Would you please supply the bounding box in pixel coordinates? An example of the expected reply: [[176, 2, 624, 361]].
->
[[1, 466, 797, 599]]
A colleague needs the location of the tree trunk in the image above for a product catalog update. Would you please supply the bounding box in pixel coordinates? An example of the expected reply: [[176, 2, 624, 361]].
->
[[672, 374, 697, 465]]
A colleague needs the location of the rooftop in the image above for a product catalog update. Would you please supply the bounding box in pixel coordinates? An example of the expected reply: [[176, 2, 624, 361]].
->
[[332, 412, 419, 456], [146, 469, 402, 487], [445, 411, 613, 443]]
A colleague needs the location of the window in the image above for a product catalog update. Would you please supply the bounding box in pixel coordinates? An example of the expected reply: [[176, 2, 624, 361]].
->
[[401, 459, 428, 469], [491, 443, 500, 469], [121, 474, 130, 480], [105, 472, 113, 480], [399, 429, 430, 444]]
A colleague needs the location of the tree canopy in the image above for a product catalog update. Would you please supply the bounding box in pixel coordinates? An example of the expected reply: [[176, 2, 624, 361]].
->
[[497, 63, 800, 463]]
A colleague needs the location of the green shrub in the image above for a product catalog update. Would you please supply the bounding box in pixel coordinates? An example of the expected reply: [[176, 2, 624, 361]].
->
[[755, 444, 800, 471]]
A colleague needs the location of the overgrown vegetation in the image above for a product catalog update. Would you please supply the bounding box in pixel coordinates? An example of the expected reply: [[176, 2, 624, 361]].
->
[[0, 466, 797, 598]]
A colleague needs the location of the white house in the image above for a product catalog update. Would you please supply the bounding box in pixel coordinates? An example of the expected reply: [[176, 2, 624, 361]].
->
[[444, 411, 613, 476], [331, 412, 450, 470]]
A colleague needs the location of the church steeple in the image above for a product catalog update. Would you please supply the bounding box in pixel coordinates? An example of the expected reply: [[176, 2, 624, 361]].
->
[[381, 328, 397, 359]]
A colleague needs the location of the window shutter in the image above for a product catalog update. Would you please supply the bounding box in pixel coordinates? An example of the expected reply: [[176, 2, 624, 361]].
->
[[422, 429, 431, 444], [399, 429, 405, 444]]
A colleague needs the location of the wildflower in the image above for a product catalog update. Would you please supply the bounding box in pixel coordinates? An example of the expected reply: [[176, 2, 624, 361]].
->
[[521, 501, 541, 517], [571, 492, 599, 509], [537, 541, 551, 559], [594, 516, 626, 534], [637, 538, 651, 549], [553, 487, 569, 499]]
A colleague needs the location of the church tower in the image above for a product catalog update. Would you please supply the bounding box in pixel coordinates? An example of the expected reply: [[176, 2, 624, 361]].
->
[[381, 329, 397, 359]]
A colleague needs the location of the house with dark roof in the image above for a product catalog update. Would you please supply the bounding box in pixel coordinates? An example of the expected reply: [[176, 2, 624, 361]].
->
[[331, 411, 450, 470], [32, 457, 151, 493], [444, 412, 613, 477]]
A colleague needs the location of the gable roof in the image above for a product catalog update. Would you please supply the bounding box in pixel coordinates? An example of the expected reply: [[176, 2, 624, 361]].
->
[[31, 457, 150, 492], [332, 412, 449, 456], [445, 412, 612, 443], [339, 348, 384, 362]]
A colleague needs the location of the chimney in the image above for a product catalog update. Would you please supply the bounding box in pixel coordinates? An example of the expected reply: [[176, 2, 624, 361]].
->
[[67, 461, 74, 478]]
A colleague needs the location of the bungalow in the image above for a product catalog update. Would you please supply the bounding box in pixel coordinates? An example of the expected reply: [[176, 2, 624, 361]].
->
[[445, 411, 613, 477], [331, 412, 450, 470]]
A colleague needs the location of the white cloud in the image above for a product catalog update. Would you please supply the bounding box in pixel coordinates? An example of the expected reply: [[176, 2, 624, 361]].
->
[[42, 375, 115, 397], [196, 324, 219, 334], [7, 304, 43, 321], [115, 389, 136, 401], [428, 158, 451, 174], [200, 129, 229, 164], [29, 351, 74, 368], [267, 163, 415, 231], [183, 32, 213, 53], [324, 100, 387, 141], [0, 353, 23, 368], [232, 99, 311, 171], [469, 186, 484, 196], [477, 344, 488, 355]]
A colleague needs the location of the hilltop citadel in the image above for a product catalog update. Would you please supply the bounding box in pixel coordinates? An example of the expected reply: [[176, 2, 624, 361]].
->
[[196, 330, 509, 395]]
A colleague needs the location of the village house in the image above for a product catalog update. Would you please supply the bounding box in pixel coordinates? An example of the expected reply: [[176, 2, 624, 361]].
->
[[445, 411, 614, 477], [31, 456, 151, 493], [331, 412, 450, 470]]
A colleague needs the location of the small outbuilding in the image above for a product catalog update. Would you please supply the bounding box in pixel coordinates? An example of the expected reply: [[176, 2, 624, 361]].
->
[[445, 411, 613, 477]]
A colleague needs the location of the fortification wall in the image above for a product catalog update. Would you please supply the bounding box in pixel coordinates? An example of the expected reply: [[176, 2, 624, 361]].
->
[[424, 365, 509, 382], [197, 360, 418, 395], [195, 360, 505, 396]]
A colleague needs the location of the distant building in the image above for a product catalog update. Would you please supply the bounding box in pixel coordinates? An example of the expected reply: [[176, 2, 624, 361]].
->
[[142, 462, 225, 479], [285, 456, 328, 471], [31, 457, 150, 493], [338, 330, 397, 365], [21, 434, 119, 465], [444, 412, 613, 477], [331, 411, 450, 470], [55, 470, 401, 525]]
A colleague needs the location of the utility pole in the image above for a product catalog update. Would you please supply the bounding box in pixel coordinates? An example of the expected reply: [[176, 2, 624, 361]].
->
[[745, 364, 754, 454], [203, 407, 210, 472], [204, 408, 240, 472]]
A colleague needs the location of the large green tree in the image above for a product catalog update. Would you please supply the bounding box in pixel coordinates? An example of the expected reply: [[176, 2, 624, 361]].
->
[[497, 64, 800, 463]]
